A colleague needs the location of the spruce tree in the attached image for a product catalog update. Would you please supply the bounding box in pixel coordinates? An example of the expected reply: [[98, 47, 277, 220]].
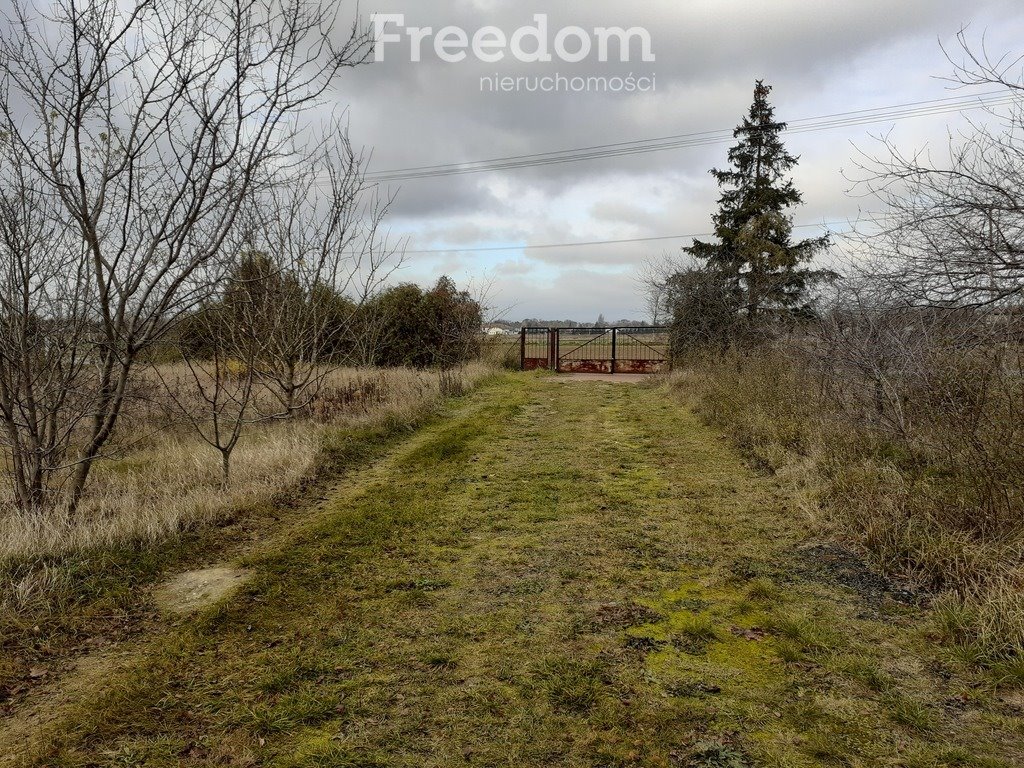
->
[[686, 81, 830, 323]]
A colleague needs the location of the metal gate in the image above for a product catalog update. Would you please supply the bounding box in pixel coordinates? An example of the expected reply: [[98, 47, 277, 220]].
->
[[520, 327, 555, 370], [609, 327, 671, 373], [519, 327, 669, 374]]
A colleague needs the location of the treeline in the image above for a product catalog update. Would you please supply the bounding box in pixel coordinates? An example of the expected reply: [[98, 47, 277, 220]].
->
[[175, 257, 482, 371], [651, 69, 1024, 665], [156, 256, 483, 485], [517, 319, 654, 328], [358, 277, 483, 368]]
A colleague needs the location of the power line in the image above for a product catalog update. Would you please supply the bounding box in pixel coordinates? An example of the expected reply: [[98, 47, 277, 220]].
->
[[357, 90, 1015, 183], [372, 96, 1014, 181], [401, 221, 846, 255], [382, 90, 1010, 175], [370, 92, 1013, 181]]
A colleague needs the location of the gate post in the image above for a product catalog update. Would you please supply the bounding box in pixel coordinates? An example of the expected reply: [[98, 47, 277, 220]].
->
[[519, 327, 526, 371], [611, 328, 617, 374], [549, 328, 559, 371]]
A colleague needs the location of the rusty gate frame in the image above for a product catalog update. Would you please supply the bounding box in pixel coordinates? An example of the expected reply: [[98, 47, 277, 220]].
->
[[519, 326, 669, 374], [519, 327, 556, 370]]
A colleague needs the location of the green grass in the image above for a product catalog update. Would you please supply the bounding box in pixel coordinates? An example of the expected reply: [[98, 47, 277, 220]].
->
[[883, 693, 938, 732], [746, 577, 781, 603], [3, 373, 1021, 767], [835, 657, 895, 693]]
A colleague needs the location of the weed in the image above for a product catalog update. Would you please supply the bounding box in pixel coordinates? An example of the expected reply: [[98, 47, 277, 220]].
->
[[672, 613, 720, 655], [420, 649, 458, 670], [837, 656, 895, 692], [686, 741, 752, 767], [246, 690, 340, 734], [774, 638, 805, 664], [535, 657, 606, 713], [884, 693, 937, 732], [275, 744, 390, 768], [746, 577, 781, 603], [767, 610, 837, 655], [933, 584, 1024, 665]]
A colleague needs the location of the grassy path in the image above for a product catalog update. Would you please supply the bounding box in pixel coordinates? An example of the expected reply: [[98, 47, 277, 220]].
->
[[6, 374, 1022, 766]]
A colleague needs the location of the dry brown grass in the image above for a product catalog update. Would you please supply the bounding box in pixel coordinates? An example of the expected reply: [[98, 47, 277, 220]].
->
[[0, 423, 316, 567], [0, 364, 493, 570], [478, 334, 522, 370], [667, 344, 1024, 667]]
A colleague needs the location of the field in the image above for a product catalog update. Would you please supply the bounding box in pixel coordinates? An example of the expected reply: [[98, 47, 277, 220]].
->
[[0, 366, 495, 564], [2, 373, 1022, 767]]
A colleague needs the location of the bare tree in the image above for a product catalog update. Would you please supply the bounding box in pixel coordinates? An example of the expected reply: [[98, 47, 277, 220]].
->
[[246, 136, 401, 418], [0, 0, 371, 513], [159, 292, 264, 490], [0, 143, 92, 510], [348, 301, 394, 369], [637, 252, 683, 325], [850, 30, 1024, 308]]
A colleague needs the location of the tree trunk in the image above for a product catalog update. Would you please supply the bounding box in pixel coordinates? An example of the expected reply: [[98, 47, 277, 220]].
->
[[220, 448, 232, 490]]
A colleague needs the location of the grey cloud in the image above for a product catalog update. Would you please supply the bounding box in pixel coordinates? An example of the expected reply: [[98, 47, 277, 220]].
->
[[323, 0, 1024, 318], [487, 268, 648, 322], [383, 175, 500, 218]]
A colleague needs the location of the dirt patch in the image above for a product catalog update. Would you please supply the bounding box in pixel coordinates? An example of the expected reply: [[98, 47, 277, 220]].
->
[[152, 566, 252, 614], [555, 373, 651, 384], [796, 543, 920, 611], [592, 602, 663, 630]]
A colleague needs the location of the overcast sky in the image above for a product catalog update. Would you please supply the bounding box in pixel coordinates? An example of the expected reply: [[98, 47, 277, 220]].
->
[[327, 0, 1024, 322]]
